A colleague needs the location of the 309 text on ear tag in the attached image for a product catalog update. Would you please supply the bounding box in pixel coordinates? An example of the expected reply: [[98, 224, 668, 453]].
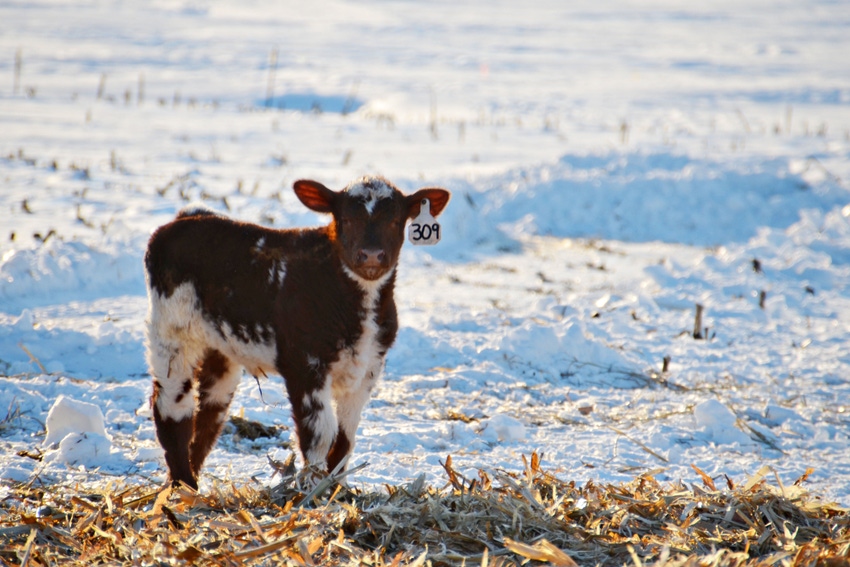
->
[[408, 198, 442, 245]]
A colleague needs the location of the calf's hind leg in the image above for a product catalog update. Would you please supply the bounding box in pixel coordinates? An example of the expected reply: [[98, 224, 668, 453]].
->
[[190, 349, 242, 477], [149, 341, 201, 489]]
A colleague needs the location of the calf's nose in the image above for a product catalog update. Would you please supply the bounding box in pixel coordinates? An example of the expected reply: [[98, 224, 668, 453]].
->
[[357, 249, 386, 266]]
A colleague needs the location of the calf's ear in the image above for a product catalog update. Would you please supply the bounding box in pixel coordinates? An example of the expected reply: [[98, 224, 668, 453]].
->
[[407, 188, 451, 218], [293, 180, 337, 213]]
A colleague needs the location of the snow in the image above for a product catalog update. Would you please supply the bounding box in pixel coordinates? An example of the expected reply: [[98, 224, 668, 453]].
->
[[479, 414, 527, 444], [53, 432, 113, 468], [693, 399, 752, 447], [43, 395, 109, 447], [1, 0, 850, 504]]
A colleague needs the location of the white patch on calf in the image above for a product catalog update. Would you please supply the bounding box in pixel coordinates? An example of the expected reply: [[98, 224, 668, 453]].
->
[[202, 363, 242, 410], [341, 264, 393, 296], [346, 176, 394, 214], [302, 381, 338, 467], [157, 372, 198, 421], [146, 282, 278, 421], [178, 203, 218, 218], [333, 369, 377, 457], [268, 259, 286, 285], [326, 266, 392, 458], [216, 319, 277, 376], [146, 283, 207, 421]]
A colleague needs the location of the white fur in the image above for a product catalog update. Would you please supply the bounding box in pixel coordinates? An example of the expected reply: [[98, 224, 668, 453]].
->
[[333, 364, 379, 469], [346, 176, 394, 214], [268, 260, 286, 285], [341, 263, 393, 296], [215, 319, 277, 376], [146, 284, 207, 421], [178, 203, 217, 217], [146, 282, 278, 420], [202, 363, 242, 409], [302, 381, 337, 467], [323, 266, 393, 460]]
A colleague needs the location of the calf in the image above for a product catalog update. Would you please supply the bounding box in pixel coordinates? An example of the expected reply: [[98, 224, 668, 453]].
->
[[144, 176, 450, 489]]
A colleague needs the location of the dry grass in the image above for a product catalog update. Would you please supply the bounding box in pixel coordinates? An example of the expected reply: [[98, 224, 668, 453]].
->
[[1, 453, 848, 566]]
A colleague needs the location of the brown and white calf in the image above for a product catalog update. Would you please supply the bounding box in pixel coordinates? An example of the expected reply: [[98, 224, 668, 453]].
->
[[144, 176, 450, 489]]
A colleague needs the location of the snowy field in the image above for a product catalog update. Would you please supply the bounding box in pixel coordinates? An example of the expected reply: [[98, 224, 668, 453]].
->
[[2, 0, 850, 505]]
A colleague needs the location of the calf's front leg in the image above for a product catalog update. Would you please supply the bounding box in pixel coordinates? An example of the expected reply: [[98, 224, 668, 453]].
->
[[288, 378, 338, 473], [327, 367, 379, 473]]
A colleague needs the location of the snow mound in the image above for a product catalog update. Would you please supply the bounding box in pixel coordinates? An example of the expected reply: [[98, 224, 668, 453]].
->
[[497, 319, 638, 381], [0, 240, 143, 310], [43, 396, 123, 469], [44, 395, 110, 447], [55, 432, 113, 467], [432, 153, 848, 260], [479, 413, 526, 443], [693, 400, 752, 446]]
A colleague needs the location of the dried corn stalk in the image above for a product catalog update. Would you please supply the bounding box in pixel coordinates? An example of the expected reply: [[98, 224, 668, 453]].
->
[[0, 453, 847, 566]]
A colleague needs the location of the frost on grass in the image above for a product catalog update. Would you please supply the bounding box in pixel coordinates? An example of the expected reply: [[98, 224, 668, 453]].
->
[[0, 453, 847, 566]]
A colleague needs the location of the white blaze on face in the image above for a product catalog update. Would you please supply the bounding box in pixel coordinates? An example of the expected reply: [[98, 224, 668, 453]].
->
[[346, 176, 394, 214]]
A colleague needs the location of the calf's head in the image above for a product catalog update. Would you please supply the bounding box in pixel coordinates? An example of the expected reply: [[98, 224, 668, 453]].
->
[[293, 176, 450, 281]]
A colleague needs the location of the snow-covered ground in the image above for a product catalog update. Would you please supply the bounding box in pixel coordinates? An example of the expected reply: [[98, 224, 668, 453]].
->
[[2, 0, 850, 504]]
